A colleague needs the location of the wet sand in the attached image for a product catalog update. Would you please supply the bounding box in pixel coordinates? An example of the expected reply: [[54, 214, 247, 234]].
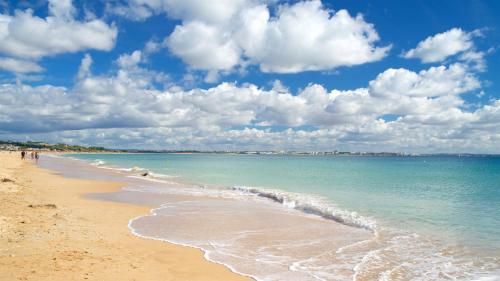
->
[[0, 151, 251, 281], [40, 155, 373, 280]]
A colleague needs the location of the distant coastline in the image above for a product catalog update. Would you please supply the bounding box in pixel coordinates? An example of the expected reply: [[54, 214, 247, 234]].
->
[[0, 140, 114, 153], [1, 139, 498, 157]]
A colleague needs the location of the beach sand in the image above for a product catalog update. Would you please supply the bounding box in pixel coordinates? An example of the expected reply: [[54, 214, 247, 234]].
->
[[0, 151, 250, 281]]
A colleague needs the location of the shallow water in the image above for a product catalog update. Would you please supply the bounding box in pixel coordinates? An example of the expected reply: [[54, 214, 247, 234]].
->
[[41, 154, 500, 280]]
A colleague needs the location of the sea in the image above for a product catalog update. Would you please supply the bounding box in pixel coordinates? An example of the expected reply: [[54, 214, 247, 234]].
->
[[40, 153, 500, 281]]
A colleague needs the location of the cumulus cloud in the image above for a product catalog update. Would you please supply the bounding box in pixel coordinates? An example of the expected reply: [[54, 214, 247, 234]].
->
[[109, 0, 250, 22], [0, 57, 44, 73], [112, 0, 389, 77], [2, 50, 499, 153], [166, 21, 241, 71], [116, 50, 143, 69], [232, 2, 390, 73], [48, 0, 76, 20], [402, 28, 484, 66], [77, 54, 92, 80], [0, 0, 117, 75], [1, 62, 481, 130], [369, 63, 480, 98]]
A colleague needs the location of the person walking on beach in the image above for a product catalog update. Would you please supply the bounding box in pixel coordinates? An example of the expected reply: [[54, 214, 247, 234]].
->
[[21, 151, 26, 159], [35, 152, 40, 163], [31, 151, 35, 160]]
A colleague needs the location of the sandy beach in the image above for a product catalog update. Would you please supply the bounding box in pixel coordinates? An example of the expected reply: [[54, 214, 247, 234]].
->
[[0, 151, 250, 281]]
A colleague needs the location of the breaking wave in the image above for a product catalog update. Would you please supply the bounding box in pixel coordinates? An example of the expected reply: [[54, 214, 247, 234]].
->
[[232, 186, 377, 231], [90, 159, 106, 166]]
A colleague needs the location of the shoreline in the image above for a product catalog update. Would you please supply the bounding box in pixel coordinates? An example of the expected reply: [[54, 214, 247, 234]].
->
[[57, 153, 376, 280], [49, 152, 500, 280], [0, 151, 251, 280]]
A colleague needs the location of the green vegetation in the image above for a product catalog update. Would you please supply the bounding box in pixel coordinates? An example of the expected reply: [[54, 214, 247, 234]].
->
[[0, 140, 112, 152]]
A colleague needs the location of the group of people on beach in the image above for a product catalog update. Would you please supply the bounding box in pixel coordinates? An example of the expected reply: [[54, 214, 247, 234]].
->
[[21, 150, 40, 163]]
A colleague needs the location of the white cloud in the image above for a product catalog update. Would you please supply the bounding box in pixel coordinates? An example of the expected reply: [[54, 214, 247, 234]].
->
[[0, 2, 496, 153], [0, 57, 44, 73], [166, 21, 241, 71], [1, 51, 498, 153], [110, 0, 250, 22], [156, 0, 249, 23], [0, 0, 117, 60], [144, 40, 161, 54], [117, 50, 142, 69], [77, 54, 92, 80], [458, 50, 487, 72], [114, 0, 389, 77], [369, 63, 480, 98], [402, 28, 480, 63], [233, 2, 391, 73], [48, 0, 75, 20]]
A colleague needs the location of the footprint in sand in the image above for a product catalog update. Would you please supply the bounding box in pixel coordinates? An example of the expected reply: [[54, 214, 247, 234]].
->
[[27, 204, 57, 209], [0, 178, 20, 193]]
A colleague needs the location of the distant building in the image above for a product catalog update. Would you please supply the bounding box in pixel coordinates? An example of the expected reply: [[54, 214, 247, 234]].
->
[[0, 144, 19, 151]]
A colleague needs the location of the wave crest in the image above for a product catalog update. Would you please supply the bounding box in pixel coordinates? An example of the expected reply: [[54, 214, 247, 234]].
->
[[91, 159, 106, 166], [232, 186, 377, 231]]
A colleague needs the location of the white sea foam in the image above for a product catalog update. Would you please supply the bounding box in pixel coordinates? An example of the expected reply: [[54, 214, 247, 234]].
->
[[232, 186, 377, 231], [78, 159, 181, 182], [148, 171, 179, 178], [472, 275, 500, 281], [124, 181, 500, 281], [350, 231, 500, 281], [90, 159, 106, 166], [122, 182, 377, 231], [127, 199, 373, 281], [92, 163, 181, 181], [127, 209, 260, 281]]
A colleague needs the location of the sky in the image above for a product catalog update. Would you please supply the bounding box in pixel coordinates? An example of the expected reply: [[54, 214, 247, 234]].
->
[[0, 0, 499, 153]]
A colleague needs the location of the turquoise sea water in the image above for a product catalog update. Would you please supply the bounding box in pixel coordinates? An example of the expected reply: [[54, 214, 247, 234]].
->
[[68, 153, 500, 256]]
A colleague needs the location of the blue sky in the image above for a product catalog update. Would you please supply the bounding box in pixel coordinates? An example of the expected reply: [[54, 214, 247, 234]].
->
[[0, 0, 499, 152]]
